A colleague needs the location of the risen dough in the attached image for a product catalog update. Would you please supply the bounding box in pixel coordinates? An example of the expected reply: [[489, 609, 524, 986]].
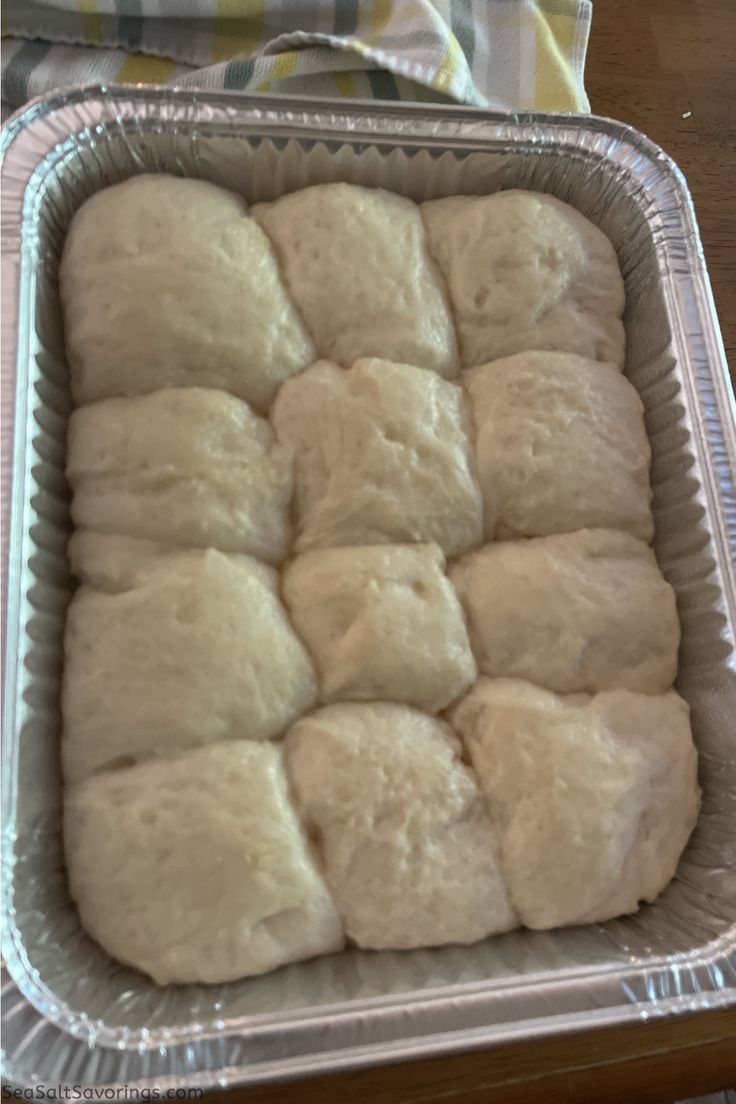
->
[[450, 678, 699, 928], [464, 351, 653, 541], [62, 547, 317, 783], [450, 530, 679, 694], [67, 388, 292, 562], [284, 703, 516, 948], [272, 358, 483, 555], [253, 183, 458, 376], [422, 190, 625, 368], [61, 174, 314, 410], [67, 531, 181, 592], [283, 544, 476, 712], [65, 741, 343, 983]]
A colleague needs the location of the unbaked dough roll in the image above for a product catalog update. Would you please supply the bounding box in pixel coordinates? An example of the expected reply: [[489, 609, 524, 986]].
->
[[65, 741, 344, 984], [272, 358, 483, 555], [450, 677, 700, 928], [283, 544, 476, 712], [67, 388, 293, 563], [450, 530, 679, 694], [62, 546, 317, 783], [61, 174, 314, 410], [253, 183, 458, 376], [463, 351, 653, 541], [284, 702, 516, 949], [422, 190, 625, 368]]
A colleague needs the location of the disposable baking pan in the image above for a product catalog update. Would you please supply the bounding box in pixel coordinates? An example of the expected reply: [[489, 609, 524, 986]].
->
[[2, 86, 735, 1090]]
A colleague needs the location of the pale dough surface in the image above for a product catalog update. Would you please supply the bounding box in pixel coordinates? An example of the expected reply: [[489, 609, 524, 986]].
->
[[62, 547, 317, 783], [272, 358, 483, 555], [450, 530, 679, 694], [67, 531, 184, 591], [65, 741, 343, 984], [450, 678, 699, 928], [463, 351, 653, 541], [422, 190, 625, 368], [67, 388, 292, 562], [61, 174, 314, 410], [283, 544, 476, 712], [252, 183, 458, 376], [284, 702, 516, 949]]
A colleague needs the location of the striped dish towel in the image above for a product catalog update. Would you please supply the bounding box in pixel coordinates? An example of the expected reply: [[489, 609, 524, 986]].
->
[[1, 1, 592, 118]]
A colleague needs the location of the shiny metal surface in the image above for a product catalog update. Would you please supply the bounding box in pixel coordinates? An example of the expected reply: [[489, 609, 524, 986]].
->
[[2, 86, 735, 1090]]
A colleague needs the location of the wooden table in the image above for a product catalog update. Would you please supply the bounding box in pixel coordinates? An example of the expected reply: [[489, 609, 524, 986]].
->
[[586, 0, 735, 381], [207, 1, 736, 1099]]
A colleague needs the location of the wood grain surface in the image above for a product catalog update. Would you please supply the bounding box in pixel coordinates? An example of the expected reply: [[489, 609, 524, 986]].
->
[[203, 1, 735, 1099], [586, 0, 735, 378]]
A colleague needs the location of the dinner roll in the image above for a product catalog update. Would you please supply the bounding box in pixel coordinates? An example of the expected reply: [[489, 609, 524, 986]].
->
[[463, 351, 653, 541], [284, 703, 516, 949], [253, 183, 458, 376], [61, 174, 313, 410], [272, 358, 483, 555], [62, 548, 317, 783], [450, 678, 700, 928], [450, 530, 679, 694], [65, 742, 344, 983], [67, 388, 292, 563], [422, 190, 625, 368], [283, 544, 476, 712]]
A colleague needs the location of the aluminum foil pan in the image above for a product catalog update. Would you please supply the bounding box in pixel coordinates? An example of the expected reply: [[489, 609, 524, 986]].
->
[[2, 86, 735, 1090]]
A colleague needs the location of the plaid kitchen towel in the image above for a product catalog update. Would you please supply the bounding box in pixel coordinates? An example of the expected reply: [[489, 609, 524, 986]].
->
[[1, 1, 592, 118]]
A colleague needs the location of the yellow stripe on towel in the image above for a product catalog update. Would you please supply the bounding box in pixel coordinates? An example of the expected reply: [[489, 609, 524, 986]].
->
[[77, 0, 103, 45], [366, 0, 392, 45], [433, 35, 462, 95], [211, 0, 265, 63], [334, 71, 359, 97], [534, 8, 581, 110], [116, 53, 178, 84], [270, 50, 298, 79]]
